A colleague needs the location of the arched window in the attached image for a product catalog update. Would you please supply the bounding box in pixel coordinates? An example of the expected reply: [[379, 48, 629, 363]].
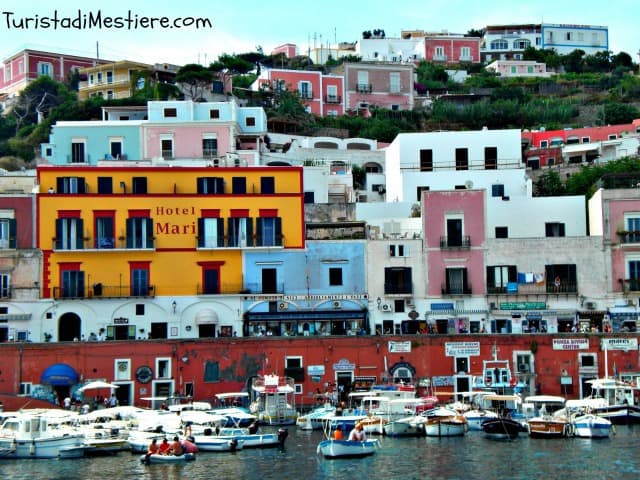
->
[[490, 39, 508, 50]]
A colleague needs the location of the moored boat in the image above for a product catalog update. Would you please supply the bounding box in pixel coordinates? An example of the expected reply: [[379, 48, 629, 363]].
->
[[316, 439, 380, 459], [481, 417, 521, 440], [524, 395, 570, 438], [585, 378, 640, 425], [571, 413, 613, 438], [140, 452, 196, 464], [422, 407, 468, 437]]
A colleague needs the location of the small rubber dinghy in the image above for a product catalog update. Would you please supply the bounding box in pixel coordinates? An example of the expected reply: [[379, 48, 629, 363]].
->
[[140, 452, 196, 464]]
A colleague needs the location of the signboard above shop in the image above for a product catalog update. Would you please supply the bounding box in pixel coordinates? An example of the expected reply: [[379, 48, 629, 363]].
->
[[500, 302, 546, 310]]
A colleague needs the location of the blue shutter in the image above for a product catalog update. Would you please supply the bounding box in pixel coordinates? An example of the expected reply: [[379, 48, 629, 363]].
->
[[126, 218, 134, 248], [217, 218, 224, 246], [275, 217, 282, 246], [255, 218, 262, 246], [9, 218, 16, 248]]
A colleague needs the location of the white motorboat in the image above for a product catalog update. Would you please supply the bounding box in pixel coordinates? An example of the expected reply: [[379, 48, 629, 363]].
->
[[213, 426, 288, 448], [296, 404, 336, 431], [190, 435, 244, 452], [212, 392, 257, 427], [250, 375, 299, 425], [585, 378, 640, 425], [316, 439, 380, 458], [464, 409, 499, 431], [422, 407, 468, 437], [0, 412, 86, 459], [572, 413, 613, 438]]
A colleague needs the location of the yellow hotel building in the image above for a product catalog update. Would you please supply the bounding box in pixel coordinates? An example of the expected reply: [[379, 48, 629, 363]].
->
[[37, 164, 305, 310]]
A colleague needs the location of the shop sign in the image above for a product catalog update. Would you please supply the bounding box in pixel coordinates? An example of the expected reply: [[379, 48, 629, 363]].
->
[[500, 302, 546, 310], [552, 338, 589, 350], [307, 365, 325, 375], [389, 341, 411, 353], [445, 342, 480, 357], [602, 337, 638, 351], [333, 358, 355, 371]]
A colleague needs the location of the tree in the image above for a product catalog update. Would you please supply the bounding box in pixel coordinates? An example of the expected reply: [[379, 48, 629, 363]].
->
[[600, 102, 640, 125], [174, 64, 213, 101], [534, 170, 566, 196], [612, 51, 634, 70], [466, 28, 485, 38], [12, 76, 73, 133]]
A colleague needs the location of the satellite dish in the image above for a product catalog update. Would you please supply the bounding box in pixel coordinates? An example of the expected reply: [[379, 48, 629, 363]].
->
[[465, 180, 474, 189]]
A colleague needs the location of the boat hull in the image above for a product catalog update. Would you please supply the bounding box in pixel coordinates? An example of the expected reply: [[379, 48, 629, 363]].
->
[[191, 436, 244, 451], [424, 419, 466, 437], [141, 453, 196, 464], [0, 435, 86, 459], [591, 405, 640, 425], [316, 439, 379, 458], [527, 419, 570, 438], [572, 414, 613, 438], [481, 418, 521, 440]]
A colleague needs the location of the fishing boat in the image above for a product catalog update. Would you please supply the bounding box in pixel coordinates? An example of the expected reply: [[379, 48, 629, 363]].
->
[[140, 452, 196, 464], [0, 411, 86, 459], [585, 378, 640, 425], [422, 407, 468, 437], [316, 438, 380, 459], [563, 398, 614, 438], [525, 396, 570, 438], [249, 374, 298, 426], [481, 417, 521, 440]]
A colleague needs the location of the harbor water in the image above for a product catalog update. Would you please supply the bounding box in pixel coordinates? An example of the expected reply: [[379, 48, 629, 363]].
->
[[1, 426, 640, 480]]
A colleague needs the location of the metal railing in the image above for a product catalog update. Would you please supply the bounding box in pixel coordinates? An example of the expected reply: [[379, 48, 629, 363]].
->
[[440, 235, 471, 249], [356, 83, 372, 93], [52, 284, 155, 299]]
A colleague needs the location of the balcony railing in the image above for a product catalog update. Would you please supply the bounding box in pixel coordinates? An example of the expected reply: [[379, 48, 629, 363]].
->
[[618, 231, 640, 244], [356, 83, 372, 93], [299, 90, 314, 99], [441, 284, 472, 295], [623, 279, 640, 292], [487, 282, 578, 295], [383, 283, 413, 295], [53, 284, 155, 299], [52, 237, 155, 250], [324, 95, 342, 104], [440, 235, 471, 249], [433, 54, 448, 62]]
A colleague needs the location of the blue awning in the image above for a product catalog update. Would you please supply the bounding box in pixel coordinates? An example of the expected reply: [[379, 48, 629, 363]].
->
[[40, 363, 79, 386]]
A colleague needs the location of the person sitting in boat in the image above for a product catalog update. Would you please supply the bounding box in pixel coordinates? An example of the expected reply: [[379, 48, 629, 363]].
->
[[348, 423, 366, 442], [169, 436, 184, 456], [147, 438, 159, 455], [333, 424, 344, 440], [158, 438, 171, 455]]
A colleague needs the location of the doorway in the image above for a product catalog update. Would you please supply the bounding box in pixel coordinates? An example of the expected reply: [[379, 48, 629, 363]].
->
[[336, 372, 352, 403]]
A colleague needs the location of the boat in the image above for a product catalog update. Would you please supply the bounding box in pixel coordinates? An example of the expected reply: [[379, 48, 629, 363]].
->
[[249, 374, 299, 425], [524, 395, 570, 438], [585, 378, 640, 425], [211, 393, 257, 427], [382, 398, 441, 437], [0, 411, 86, 459], [422, 407, 468, 437], [140, 452, 196, 464], [464, 408, 499, 431], [481, 417, 521, 440], [563, 398, 614, 438], [190, 435, 244, 452], [296, 403, 336, 431], [203, 426, 288, 448], [316, 439, 380, 459]]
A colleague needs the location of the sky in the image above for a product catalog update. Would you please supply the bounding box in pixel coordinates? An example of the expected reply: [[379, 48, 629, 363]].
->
[[0, 0, 638, 66]]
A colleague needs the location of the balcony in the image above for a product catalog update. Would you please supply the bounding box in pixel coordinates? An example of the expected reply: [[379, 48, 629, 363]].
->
[[356, 83, 372, 93], [299, 90, 314, 99], [622, 279, 640, 292], [487, 281, 578, 295], [618, 231, 640, 244], [440, 235, 471, 249], [52, 236, 155, 251], [433, 54, 448, 62], [324, 94, 342, 104], [441, 284, 472, 295], [53, 284, 155, 299], [383, 283, 413, 296]]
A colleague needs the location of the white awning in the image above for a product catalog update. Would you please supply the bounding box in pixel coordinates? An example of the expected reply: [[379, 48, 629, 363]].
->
[[195, 308, 218, 324], [563, 143, 599, 154]]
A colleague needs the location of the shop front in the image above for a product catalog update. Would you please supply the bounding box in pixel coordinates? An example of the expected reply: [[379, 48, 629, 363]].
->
[[244, 310, 369, 337]]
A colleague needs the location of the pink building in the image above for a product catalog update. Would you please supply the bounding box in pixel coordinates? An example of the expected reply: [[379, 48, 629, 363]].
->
[[340, 62, 414, 113], [424, 35, 481, 64], [271, 44, 297, 59], [423, 189, 486, 302], [254, 69, 345, 116], [0, 48, 110, 99]]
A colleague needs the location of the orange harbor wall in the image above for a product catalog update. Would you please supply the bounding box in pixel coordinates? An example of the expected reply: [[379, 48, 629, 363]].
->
[[0, 334, 637, 408]]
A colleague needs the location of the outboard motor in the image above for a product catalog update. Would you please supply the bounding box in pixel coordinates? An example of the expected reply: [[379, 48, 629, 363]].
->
[[229, 438, 238, 452], [277, 428, 288, 447], [248, 421, 259, 434]]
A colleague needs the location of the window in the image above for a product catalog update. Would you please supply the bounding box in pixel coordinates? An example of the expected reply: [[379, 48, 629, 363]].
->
[[126, 216, 154, 249], [455, 148, 468, 170], [490, 39, 508, 50], [420, 149, 433, 171], [389, 72, 401, 93], [55, 217, 84, 250], [446, 217, 463, 247], [514, 39, 531, 49], [579, 353, 596, 368], [57, 177, 86, 194], [357, 70, 369, 92], [163, 108, 177, 118], [61, 269, 85, 298], [460, 47, 471, 60], [246, 116, 256, 127], [106, 71, 113, 84], [566, 32, 572, 41], [540, 140, 548, 148], [38, 62, 53, 76], [582, 137, 590, 143], [389, 244, 409, 257], [230, 177, 246, 194], [628, 260, 640, 291], [326, 85, 338, 103], [132, 177, 147, 194], [97, 177, 113, 194], [485, 147, 497, 169], [545, 264, 577, 293], [200, 265, 220, 294], [131, 263, 150, 296], [197, 177, 224, 194], [298, 81, 312, 99], [204, 361, 220, 381], [0, 217, 16, 249], [156, 358, 171, 379], [202, 137, 218, 158], [227, 217, 252, 247], [136, 304, 145, 315], [19, 382, 32, 396], [161, 138, 173, 159], [416, 186, 429, 201], [492, 184, 505, 197], [256, 217, 282, 247], [95, 214, 115, 249], [97, 72, 103, 83], [0, 273, 10, 298], [434, 46, 445, 59], [329, 267, 343, 286], [486, 265, 516, 293], [626, 217, 640, 242], [209, 109, 220, 119], [71, 140, 86, 163], [495, 226, 508, 238], [198, 218, 224, 248], [261, 177, 275, 194], [545, 222, 566, 237], [445, 267, 469, 294], [304, 191, 315, 204], [608, 134, 617, 140], [384, 267, 412, 294]]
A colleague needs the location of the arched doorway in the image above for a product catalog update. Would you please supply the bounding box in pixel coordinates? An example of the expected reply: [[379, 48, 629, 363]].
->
[[58, 312, 81, 341]]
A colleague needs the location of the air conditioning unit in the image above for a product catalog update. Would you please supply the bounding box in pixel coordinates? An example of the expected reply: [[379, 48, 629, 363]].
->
[[278, 302, 288, 311], [332, 300, 342, 309], [518, 363, 529, 373], [489, 302, 496, 310], [584, 301, 596, 310], [382, 303, 392, 312]]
